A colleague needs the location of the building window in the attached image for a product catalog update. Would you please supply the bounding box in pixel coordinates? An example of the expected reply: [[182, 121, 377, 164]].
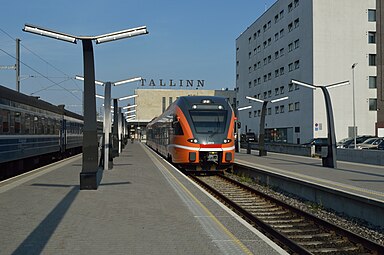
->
[[368, 9, 376, 22], [267, 108, 272, 115], [288, 43, 293, 52], [280, 86, 285, 94], [248, 37, 251, 43], [275, 106, 279, 114], [248, 52, 252, 59], [263, 24, 267, 32], [169, 97, 173, 106], [268, 37, 272, 46], [288, 22, 293, 32], [254, 111, 257, 117], [268, 90, 272, 97], [295, 126, 300, 133], [294, 0, 299, 8], [275, 88, 279, 95], [280, 29, 284, 38], [289, 83, 293, 91], [268, 55, 272, 63], [369, 98, 377, 111], [369, 54, 376, 66], [294, 18, 300, 28], [275, 15, 279, 23], [368, 32, 376, 44], [289, 63, 293, 72], [275, 69, 279, 77], [295, 102, 300, 111], [249, 111, 252, 118], [280, 48, 285, 57], [369, 76, 377, 88], [162, 97, 166, 113], [264, 75, 267, 82], [294, 39, 300, 48], [280, 105, 285, 113], [275, 51, 279, 59], [289, 103, 294, 112], [249, 81, 252, 88], [294, 60, 300, 69], [267, 21, 271, 29], [280, 10, 284, 19], [288, 3, 293, 12], [263, 92, 267, 99], [275, 33, 279, 41], [280, 67, 285, 75], [268, 72, 272, 80]]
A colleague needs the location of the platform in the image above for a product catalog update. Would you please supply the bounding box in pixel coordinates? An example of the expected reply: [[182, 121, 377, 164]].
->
[[0, 143, 287, 255], [235, 149, 384, 202]]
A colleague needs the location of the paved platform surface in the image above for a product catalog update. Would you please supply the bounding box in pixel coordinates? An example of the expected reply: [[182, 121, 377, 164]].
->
[[236, 149, 384, 202], [0, 143, 287, 255]]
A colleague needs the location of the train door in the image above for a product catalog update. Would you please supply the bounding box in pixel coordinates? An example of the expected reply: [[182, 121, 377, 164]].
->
[[60, 119, 66, 153]]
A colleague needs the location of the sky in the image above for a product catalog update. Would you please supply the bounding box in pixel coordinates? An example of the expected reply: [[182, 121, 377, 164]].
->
[[0, 0, 276, 115]]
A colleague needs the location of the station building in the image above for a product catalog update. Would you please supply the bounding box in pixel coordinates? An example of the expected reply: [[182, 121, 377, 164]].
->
[[236, 0, 382, 144], [126, 88, 236, 139]]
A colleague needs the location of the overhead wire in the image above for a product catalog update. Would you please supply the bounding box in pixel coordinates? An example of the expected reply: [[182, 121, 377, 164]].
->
[[0, 27, 83, 101]]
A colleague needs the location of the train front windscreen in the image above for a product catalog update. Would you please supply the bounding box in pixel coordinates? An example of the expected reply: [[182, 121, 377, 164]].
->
[[189, 110, 227, 134]]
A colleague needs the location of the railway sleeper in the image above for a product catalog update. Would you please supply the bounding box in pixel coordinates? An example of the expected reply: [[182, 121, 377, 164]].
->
[[289, 232, 333, 241], [263, 218, 304, 224], [299, 239, 360, 252], [307, 245, 362, 254], [278, 228, 321, 235], [270, 222, 312, 229], [253, 213, 295, 220], [251, 210, 290, 217]]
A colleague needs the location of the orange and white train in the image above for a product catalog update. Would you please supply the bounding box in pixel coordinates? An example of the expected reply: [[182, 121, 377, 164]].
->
[[146, 96, 235, 172]]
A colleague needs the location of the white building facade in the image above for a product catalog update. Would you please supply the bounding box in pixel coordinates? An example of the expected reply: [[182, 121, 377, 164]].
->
[[236, 0, 378, 144]]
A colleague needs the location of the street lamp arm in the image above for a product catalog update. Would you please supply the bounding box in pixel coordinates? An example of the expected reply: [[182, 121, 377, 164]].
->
[[325, 80, 349, 89], [95, 26, 148, 44], [114, 77, 142, 86], [246, 96, 264, 103], [23, 24, 77, 44], [291, 79, 316, 89]]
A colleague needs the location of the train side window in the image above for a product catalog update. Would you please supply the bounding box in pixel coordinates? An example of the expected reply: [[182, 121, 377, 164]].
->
[[1, 109, 10, 133], [14, 112, 21, 134], [173, 121, 184, 135]]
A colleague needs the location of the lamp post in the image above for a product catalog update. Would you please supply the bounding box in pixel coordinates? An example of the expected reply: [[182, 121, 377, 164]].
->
[[352, 63, 358, 149], [246, 96, 288, 156], [112, 94, 138, 156], [75, 76, 141, 171], [23, 24, 148, 190], [236, 105, 252, 152], [291, 80, 349, 168]]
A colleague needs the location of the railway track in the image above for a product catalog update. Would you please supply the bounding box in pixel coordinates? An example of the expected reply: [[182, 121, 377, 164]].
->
[[189, 174, 384, 255]]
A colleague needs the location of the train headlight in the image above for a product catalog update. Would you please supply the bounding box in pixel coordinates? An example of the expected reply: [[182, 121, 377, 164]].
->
[[223, 139, 232, 144], [187, 138, 198, 144]]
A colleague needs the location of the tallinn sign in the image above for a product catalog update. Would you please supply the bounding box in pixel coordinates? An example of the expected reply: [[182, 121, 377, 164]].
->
[[140, 79, 205, 88]]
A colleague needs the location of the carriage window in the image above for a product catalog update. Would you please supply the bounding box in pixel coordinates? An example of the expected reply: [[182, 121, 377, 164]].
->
[[173, 121, 184, 135], [189, 110, 227, 134], [1, 109, 10, 133]]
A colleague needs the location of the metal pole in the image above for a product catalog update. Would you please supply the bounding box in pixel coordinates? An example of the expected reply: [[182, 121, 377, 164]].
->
[[352, 63, 358, 149], [112, 99, 119, 158], [79, 39, 100, 190], [320, 87, 337, 168], [104, 82, 112, 170], [16, 39, 20, 92], [118, 107, 122, 153], [258, 101, 268, 156]]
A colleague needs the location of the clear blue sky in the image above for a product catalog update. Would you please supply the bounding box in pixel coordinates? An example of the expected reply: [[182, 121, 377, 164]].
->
[[0, 0, 276, 115]]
